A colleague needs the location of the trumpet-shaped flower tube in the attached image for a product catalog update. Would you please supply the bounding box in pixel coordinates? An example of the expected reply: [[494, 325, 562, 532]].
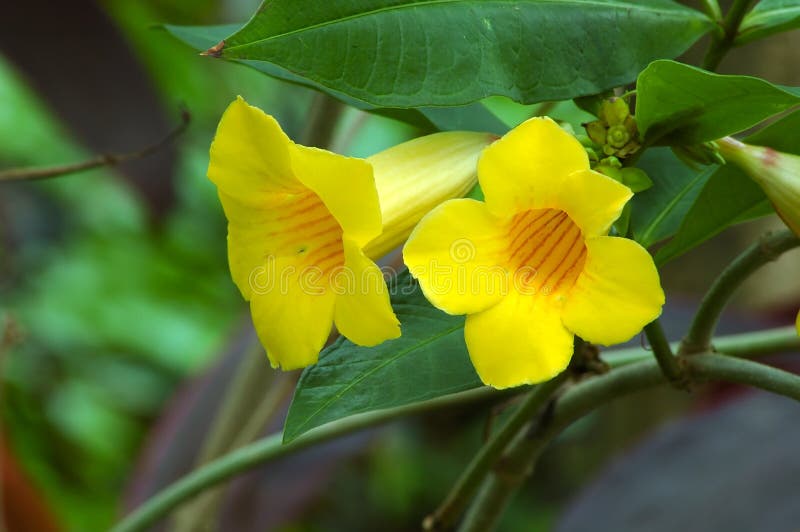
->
[[404, 118, 665, 388], [364, 131, 492, 258], [208, 97, 490, 369], [718, 137, 800, 237]]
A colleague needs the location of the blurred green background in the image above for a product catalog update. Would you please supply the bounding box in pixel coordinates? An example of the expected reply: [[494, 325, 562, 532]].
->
[[1, 1, 799, 532]]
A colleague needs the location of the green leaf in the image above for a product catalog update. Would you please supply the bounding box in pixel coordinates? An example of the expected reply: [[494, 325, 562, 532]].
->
[[654, 109, 800, 264], [738, 0, 800, 45], [654, 167, 770, 264], [283, 273, 479, 443], [217, 0, 712, 108], [163, 24, 508, 135], [630, 148, 716, 248], [636, 60, 800, 145]]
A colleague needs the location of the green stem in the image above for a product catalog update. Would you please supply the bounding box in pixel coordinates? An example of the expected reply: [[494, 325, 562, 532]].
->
[[607, 325, 799, 365], [423, 372, 568, 530], [458, 360, 666, 532], [681, 230, 800, 355], [644, 319, 684, 386], [458, 350, 800, 532], [686, 353, 800, 401], [111, 386, 505, 532], [111, 328, 800, 532], [702, 0, 755, 71], [428, 326, 798, 529], [699, 0, 723, 22], [717, 326, 800, 356]]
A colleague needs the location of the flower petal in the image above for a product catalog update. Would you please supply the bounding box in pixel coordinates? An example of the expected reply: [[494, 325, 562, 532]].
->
[[557, 169, 632, 237], [562, 236, 664, 345], [403, 199, 508, 315], [249, 256, 337, 370], [464, 292, 573, 389], [478, 117, 589, 216], [333, 240, 400, 346], [221, 191, 275, 299], [220, 187, 344, 300], [208, 97, 300, 204], [291, 144, 382, 248]]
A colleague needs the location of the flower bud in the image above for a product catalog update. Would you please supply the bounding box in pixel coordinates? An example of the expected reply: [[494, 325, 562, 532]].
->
[[583, 97, 640, 160], [363, 131, 494, 258], [717, 137, 800, 236]]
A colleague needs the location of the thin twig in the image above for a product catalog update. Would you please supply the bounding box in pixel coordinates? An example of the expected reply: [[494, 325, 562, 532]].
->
[[0, 108, 190, 183]]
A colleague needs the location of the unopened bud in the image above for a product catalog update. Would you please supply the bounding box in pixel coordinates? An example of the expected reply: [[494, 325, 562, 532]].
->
[[718, 137, 800, 236]]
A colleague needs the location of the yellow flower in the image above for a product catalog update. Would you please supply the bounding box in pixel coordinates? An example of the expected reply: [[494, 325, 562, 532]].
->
[[208, 97, 490, 370], [403, 118, 665, 388], [717, 137, 800, 237]]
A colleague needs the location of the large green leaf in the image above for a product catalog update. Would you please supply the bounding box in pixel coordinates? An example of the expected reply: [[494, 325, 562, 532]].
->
[[283, 274, 479, 443], [215, 0, 712, 107], [636, 60, 800, 145], [630, 148, 716, 248], [738, 0, 800, 45], [163, 24, 508, 135], [655, 109, 800, 264]]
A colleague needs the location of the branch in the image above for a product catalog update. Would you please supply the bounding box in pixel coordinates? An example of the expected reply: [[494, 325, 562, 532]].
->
[[110, 327, 799, 532], [681, 230, 800, 355], [0, 108, 190, 183], [110, 385, 506, 532], [458, 361, 665, 532], [423, 372, 568, 530], [458, 352, 800, 532]]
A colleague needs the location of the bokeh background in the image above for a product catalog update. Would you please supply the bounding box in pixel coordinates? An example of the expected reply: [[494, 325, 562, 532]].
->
[[1, 1, 799, 531]]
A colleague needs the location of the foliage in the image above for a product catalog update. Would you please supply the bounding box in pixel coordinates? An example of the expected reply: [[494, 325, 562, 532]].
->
[[4, 1, 800, 531]]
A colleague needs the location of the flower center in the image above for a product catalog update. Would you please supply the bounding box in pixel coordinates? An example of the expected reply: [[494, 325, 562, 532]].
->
[[268, 189, 344, 274], [505, 208, 587, 297]]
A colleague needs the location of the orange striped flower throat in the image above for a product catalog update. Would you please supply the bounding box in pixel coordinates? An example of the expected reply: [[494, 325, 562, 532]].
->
[[267, 190, 344, 274], [505, 208, 587, 296]]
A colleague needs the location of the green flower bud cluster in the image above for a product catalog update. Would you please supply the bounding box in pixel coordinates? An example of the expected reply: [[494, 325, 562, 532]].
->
[[594, 156, 653, 193], [583, 97, 641, 159]]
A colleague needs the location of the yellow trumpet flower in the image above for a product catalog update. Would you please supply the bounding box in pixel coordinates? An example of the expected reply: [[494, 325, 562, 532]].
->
[[404, 117, 665, 388], [208, 97, 491, 369]]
